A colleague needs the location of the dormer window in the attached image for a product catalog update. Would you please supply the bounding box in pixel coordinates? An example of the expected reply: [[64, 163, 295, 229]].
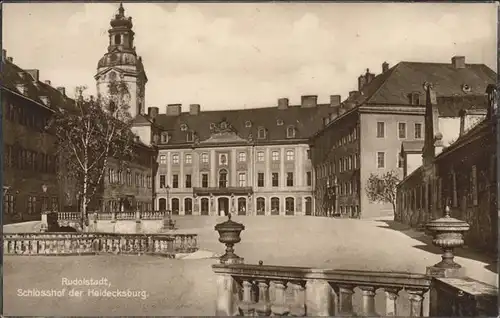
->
[[220, 122, 227, 130], [245, 120, 252, 128], [286, 125, 296, 138], [180, 124, 188, 131], [277, 119, 284, 126], [462, 84, 471, 93], [186, 131, 194, 142], [16, 84, 27, 95], [160, 132, 170, 144], [407, 92, 421, 105], [39, 96, 50, 106], [257, 127, 267, 139]]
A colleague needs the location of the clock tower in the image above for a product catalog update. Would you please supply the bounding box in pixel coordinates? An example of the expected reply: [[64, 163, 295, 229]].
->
[[94, 3, 147, 119]]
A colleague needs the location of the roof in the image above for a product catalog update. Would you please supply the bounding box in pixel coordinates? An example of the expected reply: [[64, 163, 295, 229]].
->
[[436, 95, 489, 117], [350, 61, 495, 107], [153, 104, 334, 146], [401, 140, 425, 154]]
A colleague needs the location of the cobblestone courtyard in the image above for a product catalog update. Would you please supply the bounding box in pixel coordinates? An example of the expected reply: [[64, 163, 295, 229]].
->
[[4, 216, 497, 316]]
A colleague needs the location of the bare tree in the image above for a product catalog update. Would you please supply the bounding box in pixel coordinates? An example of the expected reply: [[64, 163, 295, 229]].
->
[[365, 170, 401, 214], [49, 79, 136, 230]]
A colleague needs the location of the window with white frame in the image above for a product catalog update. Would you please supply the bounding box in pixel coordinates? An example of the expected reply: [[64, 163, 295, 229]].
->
[[257, 151, 264, 162], [172, 153, 179, 164], [414, 123, 422, 139], [286, 150, 294, 161], [272, 151, 279, 161], [257, 128, 266, 139], [377, 152, 385, 168], [398, 122, 407, 139], [238, 152, 246, 162], [185, 154, 192, 164], [376, 122, 385, 138], [201, 153, 209, 163], [286, 126, 295, 138], [348, 156, 352, 170], [159, 155, 166, 164], [238, 172, 246, 187]]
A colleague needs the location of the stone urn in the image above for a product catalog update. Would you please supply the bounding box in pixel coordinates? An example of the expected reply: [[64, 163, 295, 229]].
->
[[214, 213, 245, 264], [425, 205, 470, 277]]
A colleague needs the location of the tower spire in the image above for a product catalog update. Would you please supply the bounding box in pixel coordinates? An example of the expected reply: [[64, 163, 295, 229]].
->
[[118, 3, 125, 17]]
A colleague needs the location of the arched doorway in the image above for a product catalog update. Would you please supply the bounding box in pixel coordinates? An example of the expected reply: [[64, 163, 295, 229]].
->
[[237, 198, 246, 215], [256, 197, 265, 216], [184, 198, 192, 215], [285, 197, 295, 215], [159, 198, 166, 211], [218, 197, 229, 216], [201, 198, 209, 215], [271, 197, 280, 215], [219, 169, 228, 188], [305, 197, 312, 216], [171, 198, 179, 215]]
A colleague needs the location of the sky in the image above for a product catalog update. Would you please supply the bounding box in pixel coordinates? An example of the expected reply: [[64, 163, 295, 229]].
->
[[3, 2, 497, 111]]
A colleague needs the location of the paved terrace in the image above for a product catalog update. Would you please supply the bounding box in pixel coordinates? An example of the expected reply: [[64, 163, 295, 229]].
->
[[4, 216, 497, 316]]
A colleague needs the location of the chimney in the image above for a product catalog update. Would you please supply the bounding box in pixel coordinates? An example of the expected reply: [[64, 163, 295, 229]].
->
[[2, 50, 6, 62], [277, 98, 289, 110], [301, 95, 317, 108], [459, 109, 467, 136], [39, 96, 50, 106], [451, 56, 466, 69], [358, 75, 366, 91], [7, 57, 13, 63], [44, 80, 51, 86], [330, 95, 341, 107], [26, 69, 39, 81], [189, 104, 200, 115], [148, 107, 159, 120], [486, 84, 497, 120], [382, 62, 389, 73], [365, 68, 375, 85], [16, 84, 27, 95], [166, 104, 182, 116], [57, 86, 66, 96]]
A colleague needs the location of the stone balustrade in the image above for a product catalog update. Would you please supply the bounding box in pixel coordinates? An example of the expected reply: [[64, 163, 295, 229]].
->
[[57, 211, 81, 221], [213, 263, 432, 316], [60, 211, 169, 221], [3, 232, 198, 257]]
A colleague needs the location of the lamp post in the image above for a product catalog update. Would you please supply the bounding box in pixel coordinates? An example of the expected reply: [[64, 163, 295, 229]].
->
[[162, 185, 174, 230], [42, 184, 48, 212]]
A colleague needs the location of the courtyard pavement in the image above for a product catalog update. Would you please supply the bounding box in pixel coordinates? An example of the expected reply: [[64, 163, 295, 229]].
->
[[3, 216, 497, 316]]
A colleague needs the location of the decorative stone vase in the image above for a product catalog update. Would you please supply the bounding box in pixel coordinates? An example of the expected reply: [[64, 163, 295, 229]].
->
[[214, 213, 245, 264], [425, 205, 470, 277]]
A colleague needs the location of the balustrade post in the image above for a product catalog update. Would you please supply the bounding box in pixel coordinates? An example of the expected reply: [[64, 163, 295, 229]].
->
[[255, 279, 271, 316], [111, 211, 116, 223], [271, 280, 289, 316], [407, 289, 424, 317], [333, 284, 354, 316], [238, 280, 255, 316], [384, 288, 399, 316], [305, 279, 334, 316], [215, 274, 237, 316], [289, 281, 306, 317], [359, 286, 377, 316]]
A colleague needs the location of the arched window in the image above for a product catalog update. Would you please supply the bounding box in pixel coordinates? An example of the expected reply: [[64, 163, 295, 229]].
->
[[285, 197, 294, 215], [305, 197, 312, 215], [201, 198, 209, 215], [171, 198, 179, 215], [237, 198, 246, 215], [256, 197, 265, 215], [287, 126, 296, 138], [219, 169, 228, 188], [159, 198, 166, 211], [114, 34, 121, 45], [184, 198, 192, 215], [271, 197, 280, 215], [257, 127, 266, 139]]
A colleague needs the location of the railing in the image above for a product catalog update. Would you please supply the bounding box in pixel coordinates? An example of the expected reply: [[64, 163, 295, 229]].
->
[[56, 211, 81, 221], [3, 232, 198, 257], [78, 211, 169, 221], [213, 263, 431, 316]]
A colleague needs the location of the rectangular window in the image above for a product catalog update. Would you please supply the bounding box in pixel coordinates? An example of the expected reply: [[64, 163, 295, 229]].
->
[[172, 154, 179, 164], [185, 154, 192, 164], [377, 152, 385, 168], [339, 159, 343, 172], [159, 155, 166, 164], [238, 173, 246, 187], [307, 149, 311, 159], [286, 172, 294, 187], [257, 151, 264, 162], [272, 151, 280, 161], [238, 152, 246, 162], [414, 123, 422, 139], [286, 150, 295, 161], [201, 153, 209, 163], [398, 122, 407, 139], [185, 174, 192, 188], [306, 171, 312, 186], [348, 156, 353, 170], [257, 173, 265, 187], [172, 174, 179, 188], [135, 173, 139, 186], [201, 173, 209, 188], [376, 122, 385, 138], [272, 172, 279, 187]]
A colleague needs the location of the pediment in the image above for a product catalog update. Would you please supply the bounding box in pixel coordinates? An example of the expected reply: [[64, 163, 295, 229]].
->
[[94, 67, 135, 80], [200, 117, 247, 144]]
